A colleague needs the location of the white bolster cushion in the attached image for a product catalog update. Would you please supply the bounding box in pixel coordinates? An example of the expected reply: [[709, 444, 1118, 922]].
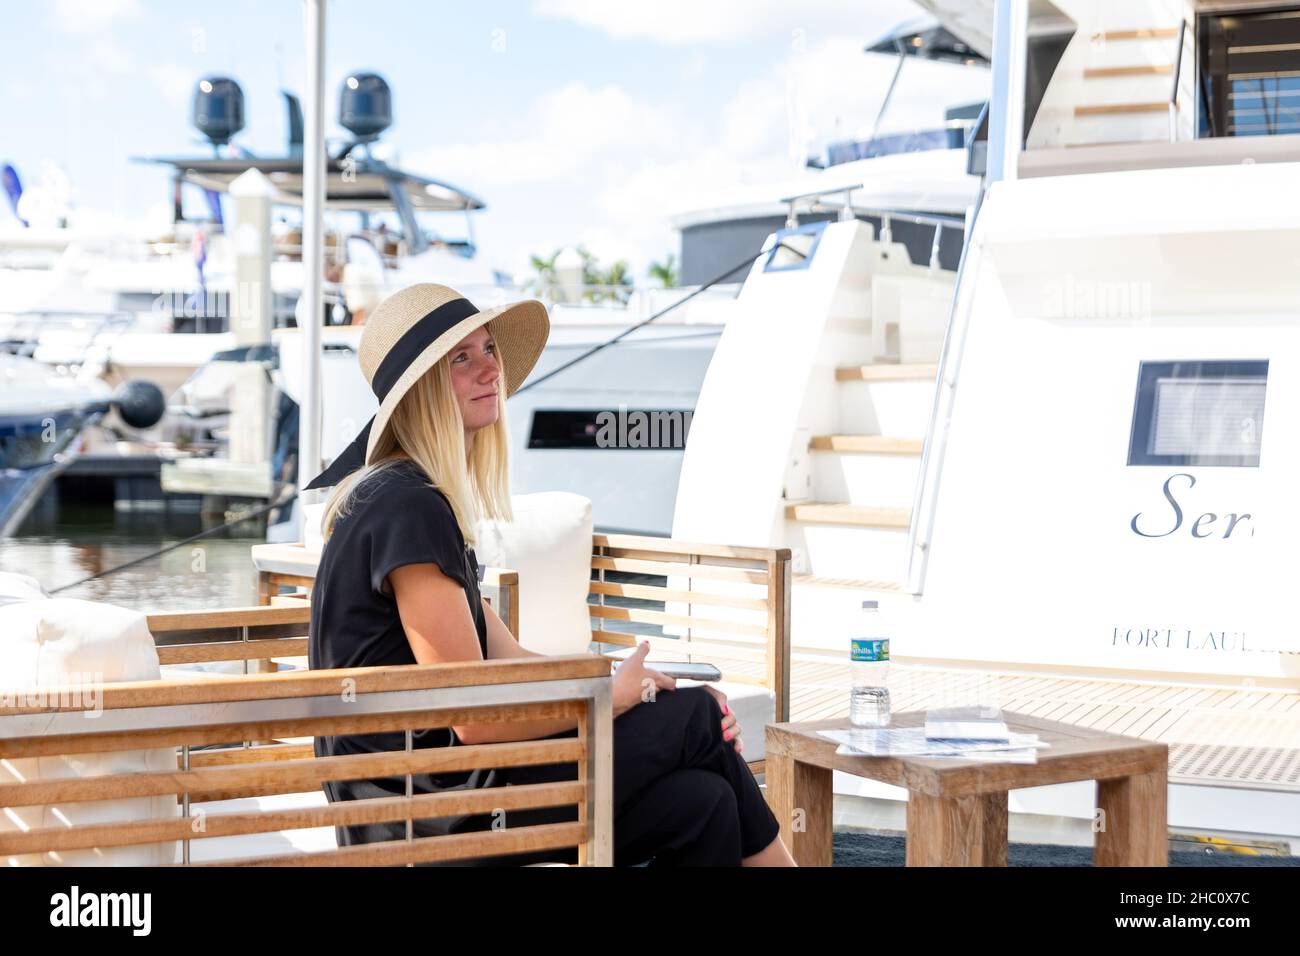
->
[[0, 599, 179, 866], [0, 571, 47, 608], [476, 493, 593, 656]]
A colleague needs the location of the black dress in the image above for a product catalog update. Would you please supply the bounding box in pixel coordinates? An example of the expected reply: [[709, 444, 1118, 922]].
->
[[308, 459, 780, 865]]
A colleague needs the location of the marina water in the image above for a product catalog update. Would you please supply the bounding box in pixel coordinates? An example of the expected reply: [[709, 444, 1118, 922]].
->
[[4, 501, 259, 611]]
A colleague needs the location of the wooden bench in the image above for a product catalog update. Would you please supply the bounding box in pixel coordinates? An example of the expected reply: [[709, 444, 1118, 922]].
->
[[0, 603, 613, 867], [2, 529, 790, 866], [252, 533, 793, 773]]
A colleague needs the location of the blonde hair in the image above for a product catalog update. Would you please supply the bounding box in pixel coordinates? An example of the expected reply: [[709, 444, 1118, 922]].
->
[[321, 338, 512, 546]]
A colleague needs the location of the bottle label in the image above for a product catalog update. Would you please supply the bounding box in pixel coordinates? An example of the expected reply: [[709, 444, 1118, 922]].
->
[[851, 638, 889, 662]]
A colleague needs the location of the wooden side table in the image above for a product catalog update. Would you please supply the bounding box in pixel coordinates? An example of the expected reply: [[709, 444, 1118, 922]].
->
[[765, 711, 1168, 867]]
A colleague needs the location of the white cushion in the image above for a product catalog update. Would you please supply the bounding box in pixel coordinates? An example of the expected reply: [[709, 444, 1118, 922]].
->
[[188, 791, 335, 862], [302, 501, 327, 552], [0, 599, 179, 866], [476, 493, 593, 655], [0, 572, 46, 607]]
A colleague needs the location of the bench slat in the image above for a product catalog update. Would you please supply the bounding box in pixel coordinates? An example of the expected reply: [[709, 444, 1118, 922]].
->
[[590, 604, 767, 637], [0, 656, 609, 716], [588, 580, 768, 611], [591, 556, 769, 584], [0, 739, 586, 807], [203, 821, 587, 867], [158, 638, 309, 665], [0, 782, 584, 855], [594, 533, 790, 563], [0, 700, 586, 760], [146, 605, 311, 631]]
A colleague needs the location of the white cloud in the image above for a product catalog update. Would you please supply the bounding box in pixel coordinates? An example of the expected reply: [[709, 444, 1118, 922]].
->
[[87, 35, 137, 75], [48, 0, 142, 34], [147, 63, 197, 108], [533, 0, 920, 45], [5, 78, 35, 102], [406, 82, 677, 188], [594, 39, 988, 264], [679, 52, 708, 82], [406, 34, 988, 284]]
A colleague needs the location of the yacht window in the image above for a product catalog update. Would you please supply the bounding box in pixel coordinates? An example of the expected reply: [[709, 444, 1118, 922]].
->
[[1128, 361, 1267, 467], [1199, 9, 1300, 137], [762, 220, 826, 273]]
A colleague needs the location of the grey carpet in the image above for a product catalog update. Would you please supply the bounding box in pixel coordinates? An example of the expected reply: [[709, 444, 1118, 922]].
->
[[832, 830, 1300, 867]]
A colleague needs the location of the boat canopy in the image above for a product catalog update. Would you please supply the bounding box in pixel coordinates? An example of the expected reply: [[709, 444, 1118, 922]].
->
[[865, 15, 989, 64], [135, 155, 485, 213]]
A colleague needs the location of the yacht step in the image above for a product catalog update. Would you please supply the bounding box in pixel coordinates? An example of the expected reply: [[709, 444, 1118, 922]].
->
[[1075, 102, 1167, 117], [784, 501, 911, 529], [1092, 28, 1180, 41], [794, 574, 903, 592], [835, 363, 937, 383], [809, 435, 922, 455], [1083, 64, 1172, 78]]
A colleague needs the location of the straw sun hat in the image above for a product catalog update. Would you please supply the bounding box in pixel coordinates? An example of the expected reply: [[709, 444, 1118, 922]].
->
[[303, 283, 549, 490]]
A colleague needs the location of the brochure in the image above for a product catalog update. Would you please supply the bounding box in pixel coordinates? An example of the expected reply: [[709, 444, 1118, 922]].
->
[[820, 726, 1048, 759]]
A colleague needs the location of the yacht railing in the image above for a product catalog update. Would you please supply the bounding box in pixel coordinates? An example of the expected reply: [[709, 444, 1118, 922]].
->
[[0, 310, 134, 372], [1169, 19, 1187, 144], [903, 188, 984, 596], [780, 184, 966, 269]]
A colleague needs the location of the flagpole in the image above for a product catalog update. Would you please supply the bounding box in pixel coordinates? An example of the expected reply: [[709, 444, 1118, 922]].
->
[[299, 0, 326, 518]]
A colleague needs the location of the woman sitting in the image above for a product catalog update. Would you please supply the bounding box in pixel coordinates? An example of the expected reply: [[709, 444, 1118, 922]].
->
[[305, 283, 793, 866]]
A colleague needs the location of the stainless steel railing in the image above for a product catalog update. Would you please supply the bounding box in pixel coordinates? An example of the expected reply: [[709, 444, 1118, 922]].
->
[[0, 309, 134, 372], [779, 184, 966, 269], [1170, 20, 1187, 144]]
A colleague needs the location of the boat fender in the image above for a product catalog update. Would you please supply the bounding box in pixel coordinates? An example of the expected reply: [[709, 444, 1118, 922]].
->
[[111, 380, 166, 430]]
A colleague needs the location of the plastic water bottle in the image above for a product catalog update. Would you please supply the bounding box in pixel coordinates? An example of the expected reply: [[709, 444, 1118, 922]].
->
[[850, 600, 891, 727]]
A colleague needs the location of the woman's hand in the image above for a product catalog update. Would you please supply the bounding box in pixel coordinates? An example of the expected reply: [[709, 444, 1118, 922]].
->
[[702, 685, 742, 755], [612, 642, 676, 717]]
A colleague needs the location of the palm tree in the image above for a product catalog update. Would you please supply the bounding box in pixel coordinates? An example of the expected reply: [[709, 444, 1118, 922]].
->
[[528, 246, 632, 304], [648, 253, 677, 289], [596, 260, 634, 304], [527, 250, 560, 298]]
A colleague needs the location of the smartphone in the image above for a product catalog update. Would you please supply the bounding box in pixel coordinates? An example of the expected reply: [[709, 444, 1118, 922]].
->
[[643, 661, 722, 682]]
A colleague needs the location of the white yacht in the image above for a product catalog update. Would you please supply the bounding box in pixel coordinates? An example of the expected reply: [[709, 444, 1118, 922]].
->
[[671, 0, 1300, 852], [0, 72, 499, 402], [420, 22, 991, 536]]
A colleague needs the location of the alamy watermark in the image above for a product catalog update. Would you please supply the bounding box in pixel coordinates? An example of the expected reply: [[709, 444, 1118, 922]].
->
[[1, 673, 104, 718], [50, 886, 151, 936], [594, 406, 692, 449], [1043, 274, 1152, 322]]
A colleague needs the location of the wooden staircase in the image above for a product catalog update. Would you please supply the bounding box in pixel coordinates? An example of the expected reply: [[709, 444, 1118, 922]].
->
[[781, 361, 939, 595], [784, 501, 911, 528], [1067, 22, 1190, 144]]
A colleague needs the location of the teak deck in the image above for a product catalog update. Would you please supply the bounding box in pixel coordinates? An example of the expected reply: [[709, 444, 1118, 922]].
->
[[773, 659, 1300, 793]]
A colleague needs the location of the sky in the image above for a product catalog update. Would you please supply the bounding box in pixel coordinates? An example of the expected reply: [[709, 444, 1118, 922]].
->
[[1, 0, 990, 283]]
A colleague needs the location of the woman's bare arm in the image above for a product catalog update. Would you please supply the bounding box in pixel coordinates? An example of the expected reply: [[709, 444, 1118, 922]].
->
[[388, 562, 579, 744], [481, 598, 542, 659]]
